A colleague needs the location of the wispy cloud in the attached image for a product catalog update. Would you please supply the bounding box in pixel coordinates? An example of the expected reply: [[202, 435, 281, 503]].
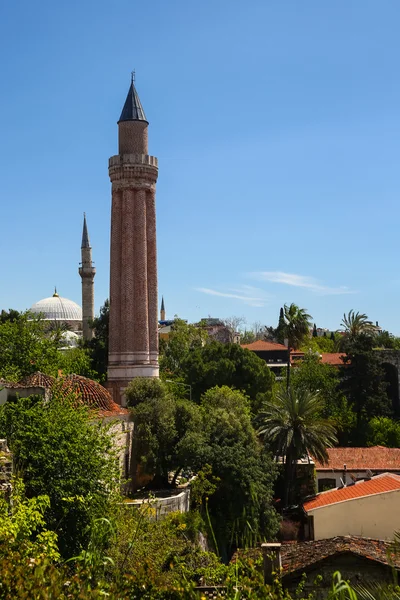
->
[[195, 285, 269, 307], [249, 271, 355, 296]]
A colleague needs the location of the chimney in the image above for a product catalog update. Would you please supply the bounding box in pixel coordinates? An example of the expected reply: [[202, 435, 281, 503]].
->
[[261, 543, 282, 584]]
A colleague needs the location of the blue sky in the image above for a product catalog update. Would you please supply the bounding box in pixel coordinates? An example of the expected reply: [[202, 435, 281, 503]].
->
[[1, 0, 400, 333]]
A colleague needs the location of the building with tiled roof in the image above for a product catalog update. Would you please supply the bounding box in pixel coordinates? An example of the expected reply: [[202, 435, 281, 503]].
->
[[0, 372, 132, 480], [314, 446, 400, 491], [242, 340, 288, 352], [320, 353, 346, 366], [303, 473, 400, 541], [59, 374, 129, 418], [242, 340, 289, 377], [231, 536, 400, 594]]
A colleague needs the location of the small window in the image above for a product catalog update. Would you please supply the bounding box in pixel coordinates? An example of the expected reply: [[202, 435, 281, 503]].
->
[[318, 478, 336, 492]]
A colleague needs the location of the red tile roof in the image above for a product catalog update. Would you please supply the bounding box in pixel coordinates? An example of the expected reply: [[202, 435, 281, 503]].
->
[[241, 340, 288, 351], [320, 353, 346, 366], [59, 375, 129, 417], [3, 372, 128, 417], [304, 473, 400, 511], [232, 536, 400, 575], [314, 446, 400, 471], [281, 536, 400, 574]]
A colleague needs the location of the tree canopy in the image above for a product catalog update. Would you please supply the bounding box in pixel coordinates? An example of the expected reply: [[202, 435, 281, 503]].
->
[[0, 312, 60, 381], [0, 392, 119, 558], [258, 387, 337, 506], [180, 341, 274, 414], [283, 303, 312, 350]]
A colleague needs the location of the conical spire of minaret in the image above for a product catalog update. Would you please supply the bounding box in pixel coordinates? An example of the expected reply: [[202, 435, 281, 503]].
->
[[118, 76, 148, 123], [161, 296, 165, 312], [81, 213, 90, 248]]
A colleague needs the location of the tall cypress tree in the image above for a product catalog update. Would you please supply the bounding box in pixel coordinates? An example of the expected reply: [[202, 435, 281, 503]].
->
[[312, 323, 318, 337], [276, 307, 286, 344]]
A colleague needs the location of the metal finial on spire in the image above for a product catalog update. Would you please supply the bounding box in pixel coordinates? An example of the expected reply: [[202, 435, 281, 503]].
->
[[53, 286, 59, 298], [118, 74, 147, 123], [131, 70, 135, 84]]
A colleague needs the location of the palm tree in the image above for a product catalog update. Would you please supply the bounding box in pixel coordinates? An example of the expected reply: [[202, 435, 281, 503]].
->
[[283, 303, 312, 350], [258, 387, 337, 507], [339, 309, 377, 350], [283, 303, 312, 388]]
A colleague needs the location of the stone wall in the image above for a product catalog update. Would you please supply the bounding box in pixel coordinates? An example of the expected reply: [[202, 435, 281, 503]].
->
[[0, 439, 12, 497], [102, 416, 133, 482]]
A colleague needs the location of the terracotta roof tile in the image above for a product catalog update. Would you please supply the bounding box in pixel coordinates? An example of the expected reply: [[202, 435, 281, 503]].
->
[[304, 473, 400, 511], [232, 536, 400, 575], [314, 446, 400, 471], [320, 353, 346, 366], [280, 536, 400, 574], [19, 372, 56, 388], [241, 340, 288, 351], [2, 372, 128, 417], [59, 375, 129, 416]]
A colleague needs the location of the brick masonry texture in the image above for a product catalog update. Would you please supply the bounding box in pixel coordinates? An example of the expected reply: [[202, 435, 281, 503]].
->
[[107, 116, 159, 405]]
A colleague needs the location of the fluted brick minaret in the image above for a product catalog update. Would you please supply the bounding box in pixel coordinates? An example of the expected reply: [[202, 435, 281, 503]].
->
[[107, 78, 159, 405], [79, 213, 96, 341]]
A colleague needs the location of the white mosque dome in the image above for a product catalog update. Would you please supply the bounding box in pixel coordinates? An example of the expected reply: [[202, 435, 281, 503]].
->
[[30, 291, 82, 322], [60, 330, 80, 348]]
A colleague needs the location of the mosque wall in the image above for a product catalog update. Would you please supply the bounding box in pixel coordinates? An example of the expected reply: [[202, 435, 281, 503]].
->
[[103, 416, 134, 482]]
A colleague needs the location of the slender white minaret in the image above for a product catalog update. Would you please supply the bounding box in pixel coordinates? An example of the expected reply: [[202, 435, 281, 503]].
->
[[160, 296, 165, 321], [79, 213, 96, 340]]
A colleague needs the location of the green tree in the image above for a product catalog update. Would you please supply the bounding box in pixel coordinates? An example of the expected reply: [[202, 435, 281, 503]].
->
[[0, 309, 20, 324], [199, 386, 279, 560], [374, 331, 400, 350], [0, 312, 60, 381], [129, 385, 204, 488], [276, 307, 286, 344], [0, 392, 119, 559], [0, 479, 60, 562], [340, 334, 390, 442], [85, 299, 109, 382], [181, 341, 274, 414], [125, 376, 167, 407], [258, 387, 337, 507], [339, 309, 377, 350], [159, 317, 208, 378], [366, 416, 400, 447], [291, 354, 354, 445], [283, 303, 312, 350], [239, 329, 256, 345], [312, 324, 318, 337], [58, 347, 99, 379], [300, 336, 336, 353], [291, 354, 342, 416]]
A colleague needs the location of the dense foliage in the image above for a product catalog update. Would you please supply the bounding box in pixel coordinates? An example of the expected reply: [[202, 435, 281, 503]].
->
[[0, 312, 60, 381], [127, 380, 279, 560], [0, 392, 118, 558], [180, 341, 274, 414], [258, 387, 337, 506]]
